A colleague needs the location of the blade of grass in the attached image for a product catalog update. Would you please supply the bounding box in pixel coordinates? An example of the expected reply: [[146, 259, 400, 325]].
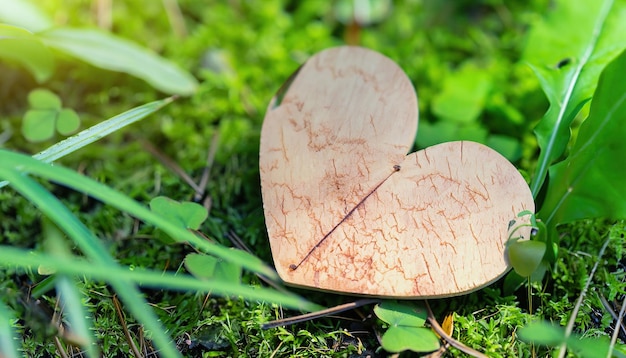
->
[[0, 166, 183, 357], [608, 294, 626, 357], [0, 97, 175, 189], [0, 300, 20, 358], [56, 275, 99, 358], [0, 163, 316, 355], [0, 150, 278, 280], [0, 247, 318, 310], [43, 219, 99, 358], [556, 235, 611, 358]]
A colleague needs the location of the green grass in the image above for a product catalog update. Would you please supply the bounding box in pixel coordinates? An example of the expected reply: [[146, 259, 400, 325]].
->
[[2, 0, 626, 357]]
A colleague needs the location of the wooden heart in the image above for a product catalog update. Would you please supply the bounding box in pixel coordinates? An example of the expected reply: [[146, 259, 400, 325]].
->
[[259, 46, 534, 298]]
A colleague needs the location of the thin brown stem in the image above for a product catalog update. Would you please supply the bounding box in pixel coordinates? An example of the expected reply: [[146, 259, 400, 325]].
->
[[262, 298, 381, 329], [113, 295, 143, 358]]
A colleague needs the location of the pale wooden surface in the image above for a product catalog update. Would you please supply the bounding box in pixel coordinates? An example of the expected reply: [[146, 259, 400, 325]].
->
[[260, 46, 534, 298]]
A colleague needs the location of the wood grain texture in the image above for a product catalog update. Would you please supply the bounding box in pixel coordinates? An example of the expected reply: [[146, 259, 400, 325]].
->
[[260, 46, 534, 298]]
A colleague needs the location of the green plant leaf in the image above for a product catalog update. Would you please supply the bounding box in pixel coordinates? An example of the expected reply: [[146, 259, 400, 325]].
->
[[486, 134, 522, 162], [518, 321, 566, 346], [432, 61, 492, 124], [22, 109, 55, 142], [566, 336, 611, 358], [374, 302, 440, 353], [416, 121, 487, 148], [38, 28, 198, 95], [374, 301, 428, 327], [525, 0, 626, 198], [150, 196, 208, 230], [0, 24, 53, 82], [519, 321, 617, 358], [185, 253, 242, 283], [508, 240, 546, 277], [0, 0, 52, 32], [55, 108, 80, 135], [21, 89, 80, 142], [28, 88, 61, 109], [538, 48, 626, 228], [380, 326, 440, 353]]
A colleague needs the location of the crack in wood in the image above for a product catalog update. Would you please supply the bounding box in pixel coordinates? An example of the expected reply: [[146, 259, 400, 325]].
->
[[289, 164, 402, 270]]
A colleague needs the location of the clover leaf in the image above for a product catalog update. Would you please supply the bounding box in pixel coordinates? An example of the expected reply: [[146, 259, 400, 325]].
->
[[149, 196, 207, 230], [184, 253, 241, 283], [22, 88, 80, 142], [374, 301, 440, 353]]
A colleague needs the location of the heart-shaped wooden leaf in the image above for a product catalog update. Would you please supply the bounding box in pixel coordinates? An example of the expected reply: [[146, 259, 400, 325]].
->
[[260, 46, 534, 298]]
